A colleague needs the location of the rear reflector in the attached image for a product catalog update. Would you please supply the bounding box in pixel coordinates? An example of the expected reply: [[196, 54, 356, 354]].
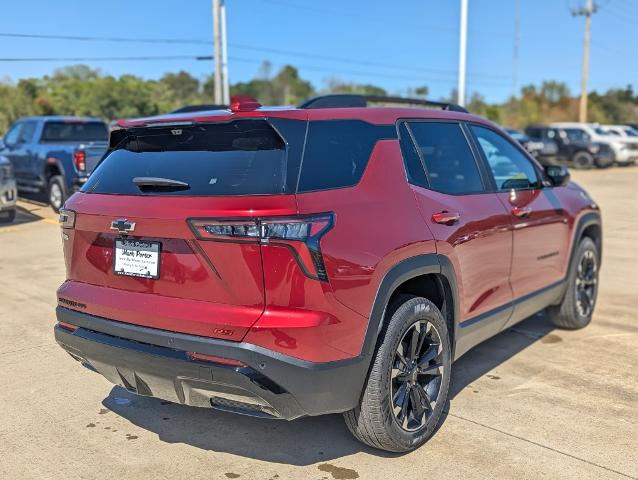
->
[[58, 321, 79, 332], [187, 352, 246, 367]]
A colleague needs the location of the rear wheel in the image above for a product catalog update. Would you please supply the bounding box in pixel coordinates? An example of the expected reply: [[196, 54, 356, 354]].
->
[[0, 209, 16, 223], [546, 237, 599, 329], [344, 295, 451, 452], [48, 175, 67, 213], [571, 151, 595, 170]]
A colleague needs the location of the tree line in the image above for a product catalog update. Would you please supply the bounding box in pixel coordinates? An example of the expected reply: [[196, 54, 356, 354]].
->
[[1, 62, 637, 132]]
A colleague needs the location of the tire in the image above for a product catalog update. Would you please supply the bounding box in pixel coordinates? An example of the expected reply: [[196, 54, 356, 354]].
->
[[48, 175, 67, 213], [546, 237, 599, 329], [0, 209, 16, 223], [343, 295, 451, 452], [571, 151, 595, 170]]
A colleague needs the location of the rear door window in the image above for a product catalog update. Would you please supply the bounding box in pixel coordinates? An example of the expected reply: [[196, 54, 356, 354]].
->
[[40, 121, 108, 143], [407, 122, 485, 195], [84, 120, 293, 196]]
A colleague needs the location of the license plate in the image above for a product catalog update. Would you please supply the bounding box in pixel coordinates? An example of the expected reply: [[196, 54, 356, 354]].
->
[[114, 239, 160, 279]]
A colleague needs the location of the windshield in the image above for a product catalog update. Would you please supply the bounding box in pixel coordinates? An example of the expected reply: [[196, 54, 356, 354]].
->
[[593, 127, 611, 136], [41, 121, 108, 143], [623, 127, 638, 137]]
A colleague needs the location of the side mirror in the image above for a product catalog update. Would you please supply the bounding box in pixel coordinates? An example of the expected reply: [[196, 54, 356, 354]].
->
[[544, 164, 570, 187]]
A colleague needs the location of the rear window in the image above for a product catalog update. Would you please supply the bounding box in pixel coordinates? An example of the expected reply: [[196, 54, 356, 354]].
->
[[84, 118, 396, 197], [83, 120, 290, 196], [41, 121, 108, 143]]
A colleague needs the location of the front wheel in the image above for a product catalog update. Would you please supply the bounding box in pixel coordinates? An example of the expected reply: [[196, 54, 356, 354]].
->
[[344, 295, 451, 452], [48, 175, 67, 213], [546, 237, 599, 329]]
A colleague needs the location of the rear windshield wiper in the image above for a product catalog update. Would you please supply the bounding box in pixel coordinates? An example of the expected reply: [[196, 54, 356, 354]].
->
[[133, 177, 191, 192]]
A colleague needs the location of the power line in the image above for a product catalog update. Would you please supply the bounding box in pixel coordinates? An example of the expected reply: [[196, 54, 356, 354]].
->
[[0, 53, 510, 87], [0, 32, 508, 80], [0, 55, 214, 62]]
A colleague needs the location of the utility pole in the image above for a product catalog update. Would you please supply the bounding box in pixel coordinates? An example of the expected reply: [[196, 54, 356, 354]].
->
[[457, 0, 468, 106], [572, 0, 598, 123], [512, 0, 520, 99], [212, 0, 223, 104], [220, 0, 230, 105]]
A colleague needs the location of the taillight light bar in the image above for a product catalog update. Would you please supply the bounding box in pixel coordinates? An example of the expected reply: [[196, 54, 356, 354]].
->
[[59, 208, 76, 229], [188, 213, 334, 281]]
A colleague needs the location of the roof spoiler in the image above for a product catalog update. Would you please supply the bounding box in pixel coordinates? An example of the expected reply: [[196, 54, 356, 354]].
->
[[298, 94, 469, 113]]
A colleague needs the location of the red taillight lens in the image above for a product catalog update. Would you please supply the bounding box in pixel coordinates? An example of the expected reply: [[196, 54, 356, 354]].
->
[[187, 352, 246, 367], [73, 150, 86, 172], [59, 208, 76, 229], [188, 214, 334, 281]]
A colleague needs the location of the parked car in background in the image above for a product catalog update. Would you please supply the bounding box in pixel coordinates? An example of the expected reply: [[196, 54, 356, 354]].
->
[[550, 122, 638, 166], [0, 117, 109, 212], [0, 155, 17, 223], [54, 94, 602, 453], [525, 124, 614, 168], [600, 124, 638, 140], [504, 127, 558, 163]]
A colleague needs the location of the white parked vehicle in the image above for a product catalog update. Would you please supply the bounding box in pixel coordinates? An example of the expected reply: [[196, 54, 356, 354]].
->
[[550, 122, 638, 165], [600, 124, 638, 139]]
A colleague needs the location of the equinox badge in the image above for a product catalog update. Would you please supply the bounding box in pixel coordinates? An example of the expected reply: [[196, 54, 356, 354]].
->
[[110, 218, 136, 235]]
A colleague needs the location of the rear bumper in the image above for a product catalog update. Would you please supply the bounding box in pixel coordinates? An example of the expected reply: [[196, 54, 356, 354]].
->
[[54, 307, 369, 420]]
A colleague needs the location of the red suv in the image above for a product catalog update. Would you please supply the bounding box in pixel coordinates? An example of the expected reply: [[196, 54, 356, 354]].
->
[[54, 94, 601, 452]]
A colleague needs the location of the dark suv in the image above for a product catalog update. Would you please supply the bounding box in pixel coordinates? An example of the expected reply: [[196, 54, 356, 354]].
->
[[54, 95, 602, 452], [525, 124, 614, 169]]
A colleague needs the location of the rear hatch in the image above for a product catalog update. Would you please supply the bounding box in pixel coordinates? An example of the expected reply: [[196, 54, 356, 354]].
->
[[59, 117, 304, 341]]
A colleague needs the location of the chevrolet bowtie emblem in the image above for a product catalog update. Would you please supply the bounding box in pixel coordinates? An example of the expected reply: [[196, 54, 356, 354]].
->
[[110, 218, 136, 234]]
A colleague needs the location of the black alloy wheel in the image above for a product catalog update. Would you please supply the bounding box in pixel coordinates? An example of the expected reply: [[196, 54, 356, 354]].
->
[[391, 320, 444, 432]]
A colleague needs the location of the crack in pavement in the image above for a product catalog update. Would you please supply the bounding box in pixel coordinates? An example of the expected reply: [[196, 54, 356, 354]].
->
[[447, 412, 636, 479]]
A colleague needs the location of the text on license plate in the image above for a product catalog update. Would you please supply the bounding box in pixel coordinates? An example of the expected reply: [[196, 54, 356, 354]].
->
[[114, 239, 160, 279]]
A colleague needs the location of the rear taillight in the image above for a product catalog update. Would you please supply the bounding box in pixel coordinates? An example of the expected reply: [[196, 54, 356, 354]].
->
[[188, 213, 334, 281], [59, 208, 76, 229], [73, 150, 86, 172]]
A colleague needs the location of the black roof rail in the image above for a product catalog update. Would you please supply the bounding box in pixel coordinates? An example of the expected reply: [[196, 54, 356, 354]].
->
[[298, 94, 469, 113]]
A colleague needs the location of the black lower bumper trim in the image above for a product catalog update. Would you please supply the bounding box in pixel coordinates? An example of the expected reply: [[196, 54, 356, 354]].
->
[[54, 307, 369, 420]]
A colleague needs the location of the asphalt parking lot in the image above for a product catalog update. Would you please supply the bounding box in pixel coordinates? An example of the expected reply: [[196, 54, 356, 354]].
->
[[0, 169, 636, 480]]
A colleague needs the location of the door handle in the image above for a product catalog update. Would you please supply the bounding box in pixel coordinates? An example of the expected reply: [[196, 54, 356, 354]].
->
[[511, 206, 532, 218], [432, 211, 460, 225]]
